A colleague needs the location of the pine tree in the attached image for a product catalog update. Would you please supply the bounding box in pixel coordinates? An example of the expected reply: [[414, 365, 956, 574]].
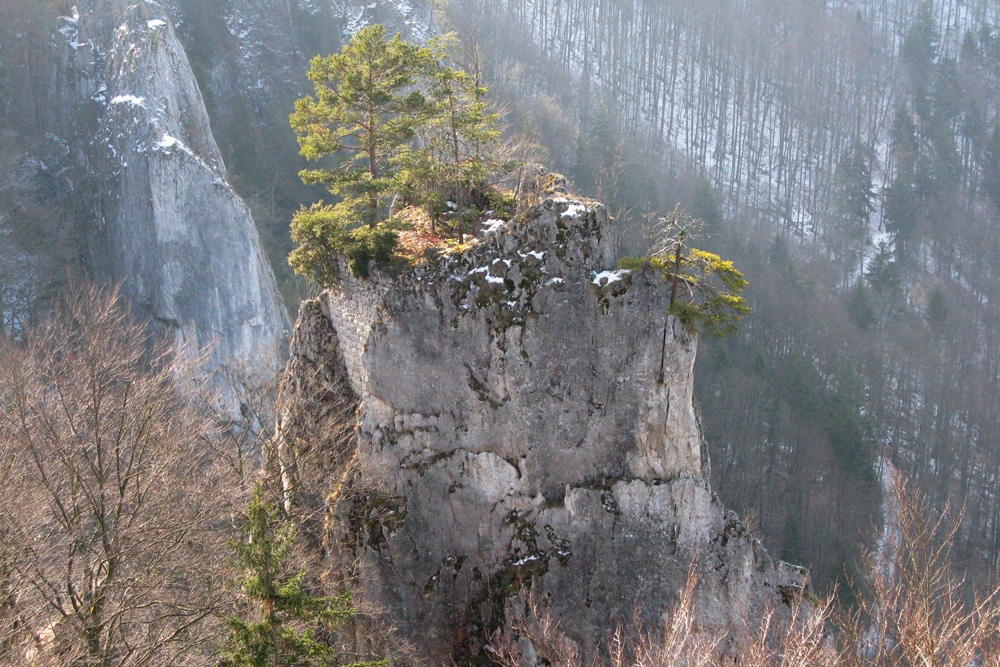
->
[[622, 210, 750, 337], [885, 111, 921, 262], [290, 24, 433, 228], [982, 124, 1000, 210], [828, 145, 874, 281], [288, 26, 511, 283], [901, 1, 940, 82], [219, 488, 378, 667], [396, 41, 504, 238]]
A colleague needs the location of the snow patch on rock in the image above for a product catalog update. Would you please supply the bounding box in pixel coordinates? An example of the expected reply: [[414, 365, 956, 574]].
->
[[592, 269, 630, 286]]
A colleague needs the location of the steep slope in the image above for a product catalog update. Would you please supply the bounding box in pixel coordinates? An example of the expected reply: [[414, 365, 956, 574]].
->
[[2, 0, 438, 359], [1, 0, 292, 363], [277, 194, 805, 663]]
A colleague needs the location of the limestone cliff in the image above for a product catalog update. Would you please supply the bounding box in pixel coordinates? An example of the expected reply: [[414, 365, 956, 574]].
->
[[278, 195, 806, 664], [3, 0, 437, 360], [28, 0, 293, 363], [91, 5, 290, 361]]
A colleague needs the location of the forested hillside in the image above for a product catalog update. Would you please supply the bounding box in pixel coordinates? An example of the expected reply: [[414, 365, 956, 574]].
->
[[436, 0, 1000, 587]]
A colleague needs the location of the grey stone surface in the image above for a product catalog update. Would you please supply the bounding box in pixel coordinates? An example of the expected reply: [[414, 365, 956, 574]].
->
[[15, 0, 434, 367], [280, 196, 806, 664], [40, 2, 292, 365], [90, 6, 290, 363]]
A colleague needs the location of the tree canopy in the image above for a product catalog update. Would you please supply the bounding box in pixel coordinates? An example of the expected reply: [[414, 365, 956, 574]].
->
[[288, 25, 513, 285]]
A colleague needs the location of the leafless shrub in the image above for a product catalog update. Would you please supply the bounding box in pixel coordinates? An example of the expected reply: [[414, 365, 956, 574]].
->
[[843, 474, 1000, 667], [207, 349, 285, 503], [490, 568, 722, 667], [735, 595, 838, 667]]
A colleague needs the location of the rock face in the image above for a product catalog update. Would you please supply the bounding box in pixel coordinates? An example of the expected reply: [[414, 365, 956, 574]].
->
[[4, 0, 435, 360], [91, 6, 289, 361], [25, 0, 292, 363], [279, 195, 806, 664]]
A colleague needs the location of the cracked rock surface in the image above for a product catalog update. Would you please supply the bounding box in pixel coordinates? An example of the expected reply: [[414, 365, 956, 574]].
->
[[279, 195, 806, 663]]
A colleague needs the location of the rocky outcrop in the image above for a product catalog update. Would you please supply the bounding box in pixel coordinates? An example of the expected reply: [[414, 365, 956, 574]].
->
[[279, 195, 806, 664], [4, 0, 437, 362], [21, 0, 292, 364], [90, 6, 289, 362]]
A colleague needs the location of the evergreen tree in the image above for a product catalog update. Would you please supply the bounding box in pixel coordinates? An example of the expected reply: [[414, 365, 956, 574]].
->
[[828, 145, 874, 280], [288, 26, 510, 283], [622, 210, 750, 337], [396, 40, 504, 237], [982, 124, 1000, 210], [926, 282, 949, 327], [219, 488, 378, 667], [866, 240, 900, 296], [290, 24, 433, 228], [885, 110, 921, 261], [901, 1, 940, 82]]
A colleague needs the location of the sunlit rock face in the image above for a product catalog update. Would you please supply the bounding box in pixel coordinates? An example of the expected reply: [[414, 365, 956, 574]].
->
[[92, 7, 289, 362], [279, 195, 806, 664], [42, 1, 291, 363], [20, 0, 436, 363]]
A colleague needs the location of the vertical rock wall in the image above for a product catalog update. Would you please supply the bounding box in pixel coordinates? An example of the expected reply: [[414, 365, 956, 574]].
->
[[91, 6, 290, 362], [33, 0, 293, 364], [6, 0, 435, 364], [280, 196, 806, 664]]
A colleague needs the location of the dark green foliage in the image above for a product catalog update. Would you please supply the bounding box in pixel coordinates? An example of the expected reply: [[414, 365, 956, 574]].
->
[[926, 283, 949, 326], [901, 1, 940, 79], [219, 488, 379, 667], [781, 357, 876, 479], [846, 283, 876, 331], [343, 225, 400, 279], [395, 39, 510, 237], [289, 203, 398, 283], [865, 241, 901, 296], [688, 178, 724, 238], [289, 25, 510, 284], [291, 24, 433, 229], [827, 146, 875, 282], [883, 172, 919, 260], [982, 124, 1000, 210]]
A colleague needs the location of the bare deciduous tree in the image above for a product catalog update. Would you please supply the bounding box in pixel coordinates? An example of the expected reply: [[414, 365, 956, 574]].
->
[[0, 286, 229, 667]]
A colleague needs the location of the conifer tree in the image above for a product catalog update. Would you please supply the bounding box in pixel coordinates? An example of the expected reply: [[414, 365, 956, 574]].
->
[[219, 488, 377, 667], [885, 110, 921, 262], [396, 42, 504, 237], [901, 1, 940, 93], [828, 145, 874, 280], [291, 24, 433, 229], [622, 209, 750, 337]]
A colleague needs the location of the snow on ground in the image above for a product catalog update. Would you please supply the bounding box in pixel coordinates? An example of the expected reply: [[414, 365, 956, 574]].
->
[[59, 5, 79, 22], [874, 458, 900, 582], [110, 94, 146, 106], [481, 219, 508, 234], [153, 134, 196, 158]]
